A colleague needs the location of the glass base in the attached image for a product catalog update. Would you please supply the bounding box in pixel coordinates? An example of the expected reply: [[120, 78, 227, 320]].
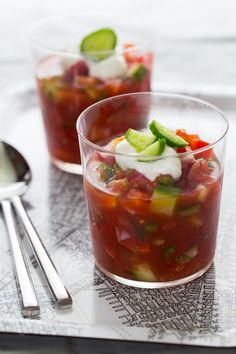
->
[[51, 157, 83, 175], [96, 260, 213, 288]]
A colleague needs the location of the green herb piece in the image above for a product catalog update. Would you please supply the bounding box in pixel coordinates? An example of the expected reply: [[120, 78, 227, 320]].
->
[[175, 246, 198, 263], [128, 63, 148, 81], [163, 245, 176, 261], [175, 254, 192, 263], [144, 223, 159, 232], [97, 162, 115, 183], [180, 203, 201, 217], [156, 185, 182, 196]]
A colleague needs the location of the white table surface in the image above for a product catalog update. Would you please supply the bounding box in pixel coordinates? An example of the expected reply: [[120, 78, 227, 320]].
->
[[0, 1, 236, 353]]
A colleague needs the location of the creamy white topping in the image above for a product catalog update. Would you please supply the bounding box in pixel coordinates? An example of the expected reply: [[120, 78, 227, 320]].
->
[[88, 55, 127, 80], [115, 139, 182, 181]]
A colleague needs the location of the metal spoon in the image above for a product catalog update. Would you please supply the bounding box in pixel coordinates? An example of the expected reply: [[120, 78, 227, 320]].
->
[[0, 142, 39, 317], [0, 141, 72, 310]]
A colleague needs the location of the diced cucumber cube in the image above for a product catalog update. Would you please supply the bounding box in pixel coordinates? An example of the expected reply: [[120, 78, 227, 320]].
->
[[196, 185, 209, 203], [133, 263, 156, 281], [150, 185, 181, 216], [158, 174, 175, 186], [42, 77, 63, 103]]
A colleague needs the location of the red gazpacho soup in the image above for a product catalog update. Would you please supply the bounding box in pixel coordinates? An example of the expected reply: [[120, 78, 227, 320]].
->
[[84, 120, 222, 283], [36, 28, 153, 165]]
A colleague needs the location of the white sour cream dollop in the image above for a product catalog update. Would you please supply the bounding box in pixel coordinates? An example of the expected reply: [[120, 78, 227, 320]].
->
[[115, 139, 182, 181], [88, 55, 127, 80]]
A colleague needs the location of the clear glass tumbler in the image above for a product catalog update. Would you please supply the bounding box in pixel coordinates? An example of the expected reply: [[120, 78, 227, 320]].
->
[[77, 92, 228, 288], [30, 14, 153, 174]]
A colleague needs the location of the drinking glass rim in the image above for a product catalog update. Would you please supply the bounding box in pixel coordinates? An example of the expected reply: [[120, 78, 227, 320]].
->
[[29, 13, 153, 58], [77, 92, 229, 160]]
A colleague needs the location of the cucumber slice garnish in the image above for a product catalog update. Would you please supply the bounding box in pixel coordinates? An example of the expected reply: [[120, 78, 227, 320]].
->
[[80, 28, 117, 61], [149, 120, 188, 148], [125, 128, 156, 152], [138, 138, 166, 162], [128, 63, 147, 81]]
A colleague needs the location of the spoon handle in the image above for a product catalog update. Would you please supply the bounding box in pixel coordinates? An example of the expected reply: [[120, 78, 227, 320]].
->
[[12, 196, 72, 309], [1, 200, 40, 318]]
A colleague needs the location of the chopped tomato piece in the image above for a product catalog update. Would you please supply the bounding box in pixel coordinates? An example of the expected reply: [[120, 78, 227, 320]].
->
[[188, 159, 214, 187], [127, 171, 155, 193], [115, 228, 138, 250], [126, 188, 150, 200], [176, 147, 187, 153], [105, 79, 126, 96], [63, 60, 89, 83], [74, 76, 99, 87], [193, 140, 213, 159], [96, 152, 116, 166], [107, 178, 129, 195], [121, 188, 150, 214], [123, 42, 135, 49], [123, 43, 135, 62]]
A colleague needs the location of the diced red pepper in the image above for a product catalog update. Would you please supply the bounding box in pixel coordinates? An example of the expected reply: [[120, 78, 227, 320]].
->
[[176, 129, 199, 143], [176, 129, 212, 159]]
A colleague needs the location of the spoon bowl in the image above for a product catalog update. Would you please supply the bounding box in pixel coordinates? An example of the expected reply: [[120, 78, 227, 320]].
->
[[0, 141, 72, 311], [0, 141, 31, 199]]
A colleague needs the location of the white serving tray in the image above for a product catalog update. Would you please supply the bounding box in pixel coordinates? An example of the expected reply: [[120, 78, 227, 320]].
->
[[0, 83, 236, 347]]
